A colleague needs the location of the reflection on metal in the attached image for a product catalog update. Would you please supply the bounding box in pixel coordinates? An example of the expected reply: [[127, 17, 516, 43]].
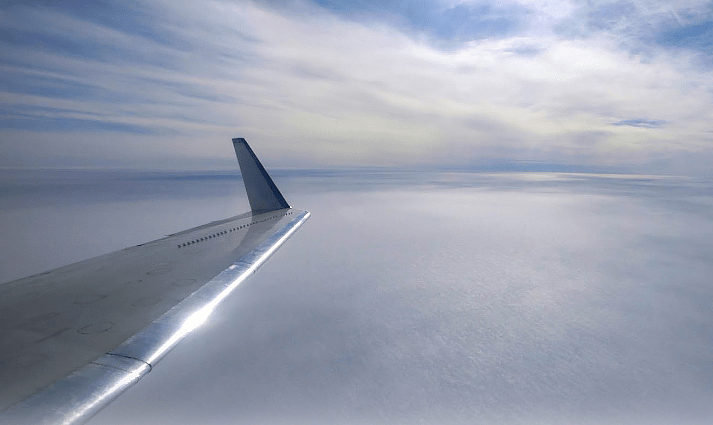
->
[[112, 211, 309, 366], [0, 210, 310, 425]]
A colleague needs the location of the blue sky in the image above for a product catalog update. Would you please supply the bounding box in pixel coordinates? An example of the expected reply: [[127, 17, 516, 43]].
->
[[0, 0, 712, 172]]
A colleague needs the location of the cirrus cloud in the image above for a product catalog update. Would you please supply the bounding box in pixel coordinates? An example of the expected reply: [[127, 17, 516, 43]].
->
[[0, 0, 711, 173]]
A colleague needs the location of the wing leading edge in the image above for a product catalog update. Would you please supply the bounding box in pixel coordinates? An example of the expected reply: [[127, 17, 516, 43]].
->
[[0, 138, 310, 424]]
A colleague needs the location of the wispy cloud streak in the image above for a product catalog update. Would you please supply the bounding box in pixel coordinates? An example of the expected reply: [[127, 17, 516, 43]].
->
[[612, 118, 667, 128]]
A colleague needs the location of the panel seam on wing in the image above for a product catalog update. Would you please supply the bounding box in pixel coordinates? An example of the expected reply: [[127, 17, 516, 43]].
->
[[100, 353, 153, 373]]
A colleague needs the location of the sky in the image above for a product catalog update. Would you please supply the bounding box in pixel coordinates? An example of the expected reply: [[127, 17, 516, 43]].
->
[[1, 0, 712, 173]]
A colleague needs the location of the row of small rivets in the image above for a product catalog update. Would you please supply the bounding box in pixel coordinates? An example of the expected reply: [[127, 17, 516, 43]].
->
[[177, 211, 294, 249]]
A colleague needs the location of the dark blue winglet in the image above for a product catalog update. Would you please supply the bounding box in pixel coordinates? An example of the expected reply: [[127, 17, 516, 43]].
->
[[232, 138, 290, 215]]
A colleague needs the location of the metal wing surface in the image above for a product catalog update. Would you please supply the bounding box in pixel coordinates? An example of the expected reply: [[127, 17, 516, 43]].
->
[[0, 138, 310, 424]]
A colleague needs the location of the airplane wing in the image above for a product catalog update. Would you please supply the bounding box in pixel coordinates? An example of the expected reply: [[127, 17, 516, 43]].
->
[[0, 138, 310, 424]]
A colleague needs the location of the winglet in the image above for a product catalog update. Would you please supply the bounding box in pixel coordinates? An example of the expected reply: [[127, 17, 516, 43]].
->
[[233, 138, 290, 215]]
